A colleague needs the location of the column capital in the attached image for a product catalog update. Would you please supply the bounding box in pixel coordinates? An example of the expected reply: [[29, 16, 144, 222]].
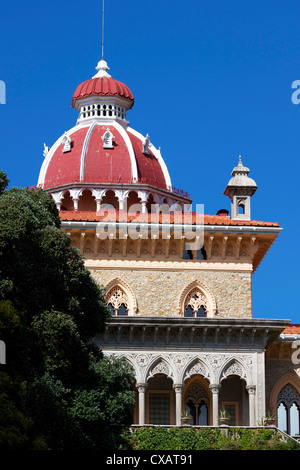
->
[[209, 384, 221, 394], [136, 383, 148, 393], [246, 385, 256, 395], [173, 383, 184, 393]]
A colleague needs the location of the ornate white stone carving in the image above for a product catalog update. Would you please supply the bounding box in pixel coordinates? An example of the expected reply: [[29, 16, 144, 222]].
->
[[136, 354, 150, 368], [221, 361, 244, 380], [183, 360, 209, 382], [51, 190, 64, 209], [278, 385, 300, 407], [142, 134, 152, 154], [148, 360, 172, 380], [61, 131, 72, 153], [43, 143, 50, 158], [103, 351, 259, 402]]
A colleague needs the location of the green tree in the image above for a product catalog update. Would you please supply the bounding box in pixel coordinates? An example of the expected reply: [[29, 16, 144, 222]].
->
[[0, 173, 135, 450], [0, 169, 9, 195]]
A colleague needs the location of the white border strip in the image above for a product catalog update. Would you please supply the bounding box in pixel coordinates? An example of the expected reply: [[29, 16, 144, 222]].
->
[[127, 126, 172, 188], [37, 124, 89, 187]]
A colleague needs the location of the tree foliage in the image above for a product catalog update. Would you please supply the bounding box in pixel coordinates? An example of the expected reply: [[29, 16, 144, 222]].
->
[[0, 174, 135, 450], [125, 426, 300, 451]]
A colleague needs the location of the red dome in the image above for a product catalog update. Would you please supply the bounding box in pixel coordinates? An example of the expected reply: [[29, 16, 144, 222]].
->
[[71, 77, 134, 108], [38, 123, 169, 191]]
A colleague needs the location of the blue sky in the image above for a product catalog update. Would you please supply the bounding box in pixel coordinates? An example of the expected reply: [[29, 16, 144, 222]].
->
[[0, 0, 299, 324]]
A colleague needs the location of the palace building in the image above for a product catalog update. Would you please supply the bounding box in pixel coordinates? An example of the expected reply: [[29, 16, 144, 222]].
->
[[37, 56, 300, 435]]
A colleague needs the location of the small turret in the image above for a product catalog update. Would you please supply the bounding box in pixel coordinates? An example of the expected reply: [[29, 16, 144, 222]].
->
[[224, 155, 257, 220]]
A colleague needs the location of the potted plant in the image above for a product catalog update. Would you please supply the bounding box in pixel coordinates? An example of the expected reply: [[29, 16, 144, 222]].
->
[[219, 409, 230, 426], [264, 410, 276, 426], [181, 411, 192, 425]]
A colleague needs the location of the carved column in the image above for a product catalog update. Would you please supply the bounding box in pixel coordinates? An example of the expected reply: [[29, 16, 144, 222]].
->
[[209, 384, 221, 426], [137, 383, 148, 425], [69, 189, 83, 211], [115, 189, 129, 212], [247, 385, 256, 426], [173, 384, 184, 426], [92, 189, 106, 212], [137, 190, 150, 214], [51, 190, 64, 210]]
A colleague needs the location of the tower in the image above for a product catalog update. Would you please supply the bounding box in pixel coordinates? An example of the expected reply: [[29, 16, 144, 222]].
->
[[224, 155, 257, 220]]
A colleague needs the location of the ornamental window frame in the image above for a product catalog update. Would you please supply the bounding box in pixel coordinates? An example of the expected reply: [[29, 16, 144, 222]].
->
[[177, 280, 217, 318], [102, 128, 115, 149], [104, 278, 137, 316], [277, 384, 300, 436]]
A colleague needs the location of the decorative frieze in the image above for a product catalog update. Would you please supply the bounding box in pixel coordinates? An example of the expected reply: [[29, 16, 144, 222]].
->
[[109, 350, 257, 388]]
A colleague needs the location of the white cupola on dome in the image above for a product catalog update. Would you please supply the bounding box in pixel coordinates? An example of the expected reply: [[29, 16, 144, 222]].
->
[[71, 58, 134, 127], [224, 155, 257, 220]]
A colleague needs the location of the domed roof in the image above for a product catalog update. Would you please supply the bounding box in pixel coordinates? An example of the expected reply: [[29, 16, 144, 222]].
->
[[226, 155, 257, 188], [72, 77, 134, 109], [71, 59, 134, 110], [38, 58, 174, 199], [38, 122, 170, 190]]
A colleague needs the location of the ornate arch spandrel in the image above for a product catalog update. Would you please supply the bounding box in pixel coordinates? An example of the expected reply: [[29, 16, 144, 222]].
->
[[104, 278, 138, 316], [145, 356, 174, 383], [218, 357, 252, 386], [177, 280, 217, 318], [182, 358, 211, 383]]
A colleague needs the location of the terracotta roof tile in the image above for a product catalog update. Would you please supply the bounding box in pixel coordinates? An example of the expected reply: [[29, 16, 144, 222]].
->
[[59, 210, 280, 227], [282, 324, 300, 335]]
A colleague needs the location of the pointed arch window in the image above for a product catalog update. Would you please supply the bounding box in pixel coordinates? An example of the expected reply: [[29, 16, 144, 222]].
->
[[277, 384, 300, 436], [178, 281, 217, 318], [106, 286, 129, 316], [184, 381, 209, 425], [184, 288, 208, 318], [104, 279, 137, 316]]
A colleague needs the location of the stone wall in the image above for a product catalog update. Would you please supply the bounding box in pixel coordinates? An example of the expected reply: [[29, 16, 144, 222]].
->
[[90, 267, 252, 318]]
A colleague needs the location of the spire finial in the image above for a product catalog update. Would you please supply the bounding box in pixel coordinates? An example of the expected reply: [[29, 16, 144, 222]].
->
[[93, 1, 111, 78], [102, 0, 105, 60], [93, 58, 111, 78]]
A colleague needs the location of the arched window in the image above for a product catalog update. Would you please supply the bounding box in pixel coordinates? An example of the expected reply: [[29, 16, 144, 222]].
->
[[178, 281, 217, 318], [102, 128, 115, 149], [106, 286, 129, 316], [277, 385, 300, 436], [238, 204, 245, 215], [184, 381, 209, 425], [184, 289, 208, 318], [105, 279, 137, 316]]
